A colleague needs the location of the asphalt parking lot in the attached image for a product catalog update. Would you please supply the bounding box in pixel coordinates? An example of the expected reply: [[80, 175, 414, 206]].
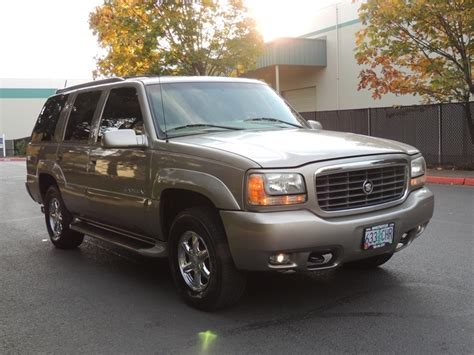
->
[[1, 160, 473, 354]]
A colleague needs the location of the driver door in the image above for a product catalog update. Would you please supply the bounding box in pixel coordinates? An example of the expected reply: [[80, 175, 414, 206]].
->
[[85, 86, 151, 237]]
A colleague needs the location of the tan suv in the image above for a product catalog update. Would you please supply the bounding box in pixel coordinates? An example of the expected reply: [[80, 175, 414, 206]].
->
[[26, 76, 434, 310]]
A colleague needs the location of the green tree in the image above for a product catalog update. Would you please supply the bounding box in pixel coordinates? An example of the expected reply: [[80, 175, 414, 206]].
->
[[89, 0, 263, 77], [355, 0, 474, 142]]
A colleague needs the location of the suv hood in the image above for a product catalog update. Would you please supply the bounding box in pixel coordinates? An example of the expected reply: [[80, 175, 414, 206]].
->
[[173, 129, 418, 168]]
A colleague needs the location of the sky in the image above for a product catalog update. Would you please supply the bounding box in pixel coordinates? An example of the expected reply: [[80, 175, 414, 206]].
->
[[0, 0, 340, 80]]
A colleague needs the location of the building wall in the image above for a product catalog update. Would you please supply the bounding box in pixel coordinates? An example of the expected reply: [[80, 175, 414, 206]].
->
[[307, 23, 420, 111], [0, 78, 87, 140], [265, 0, 422, 112], [277, 67, 316, 111], [0, 98, 48, 139]]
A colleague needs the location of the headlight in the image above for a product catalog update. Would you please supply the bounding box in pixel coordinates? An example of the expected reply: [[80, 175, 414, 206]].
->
[[247, 173, 307, 206], [411, 156, 426, 177], [410, 156, 426, 188]]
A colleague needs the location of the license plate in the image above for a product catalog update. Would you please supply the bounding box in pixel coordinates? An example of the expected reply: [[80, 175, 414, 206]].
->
[[362, 223, 395, 250]]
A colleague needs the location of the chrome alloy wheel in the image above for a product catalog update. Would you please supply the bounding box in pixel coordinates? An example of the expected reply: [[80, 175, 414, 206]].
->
[[48, 197, 63, 241], [177, 231, 212, 292]]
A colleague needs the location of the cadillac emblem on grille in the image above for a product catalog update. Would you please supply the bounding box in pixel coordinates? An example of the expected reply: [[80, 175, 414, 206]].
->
[[315, 164, 407, 212], [363, 180, 374, 195]]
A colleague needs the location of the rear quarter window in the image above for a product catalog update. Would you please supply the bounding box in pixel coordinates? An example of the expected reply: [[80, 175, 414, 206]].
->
[[31, 94, 69, 143]]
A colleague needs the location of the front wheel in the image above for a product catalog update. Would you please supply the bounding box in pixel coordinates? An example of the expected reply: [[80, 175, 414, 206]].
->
[[344, 253, 394, 269], [169, 207, 246, 311], [44, 186, 84, 249]]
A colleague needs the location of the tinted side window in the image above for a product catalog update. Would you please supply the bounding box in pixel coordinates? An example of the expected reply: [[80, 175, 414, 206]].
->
[[98, 87, 144, 141], [64, 91, 102, 141], [31, 94, 69, 143]]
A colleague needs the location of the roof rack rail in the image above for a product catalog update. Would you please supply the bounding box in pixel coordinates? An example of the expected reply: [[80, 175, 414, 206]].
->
[[56, 77, 125, 94], [123, 75, 152, 79]]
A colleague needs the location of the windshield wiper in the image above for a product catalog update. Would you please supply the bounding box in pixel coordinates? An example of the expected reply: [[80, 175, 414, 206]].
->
[[166, 123, 242, 133], [243, 117, 302, 128]]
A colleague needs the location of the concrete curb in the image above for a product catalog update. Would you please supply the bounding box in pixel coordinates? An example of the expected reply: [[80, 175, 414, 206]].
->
[[426, 176, 474, 186], [463, 178, 474, 186], [0, 157, 26, 162]]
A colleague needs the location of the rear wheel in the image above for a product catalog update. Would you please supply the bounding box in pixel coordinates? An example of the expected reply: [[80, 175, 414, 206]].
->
[[44, 186, 84, 249], [169, 207, 246, 311], [344, 253, 393, 269]]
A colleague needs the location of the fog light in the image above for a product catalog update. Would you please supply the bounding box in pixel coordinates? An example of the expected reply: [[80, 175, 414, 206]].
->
[[269, 253, 291, 265]]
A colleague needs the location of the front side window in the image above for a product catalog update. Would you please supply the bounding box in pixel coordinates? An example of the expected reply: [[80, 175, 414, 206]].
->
[[146, 82, 307, 138], [64, 91, 102, 142], [98, 87, 144, 142], [31, 94, 69, 143]]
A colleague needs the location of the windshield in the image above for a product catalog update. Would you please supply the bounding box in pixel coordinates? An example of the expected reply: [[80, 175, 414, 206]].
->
[[146, 82, 307, 137]]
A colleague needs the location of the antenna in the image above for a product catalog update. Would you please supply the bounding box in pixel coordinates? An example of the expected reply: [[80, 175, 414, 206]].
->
[[158, 74, 168, 143]]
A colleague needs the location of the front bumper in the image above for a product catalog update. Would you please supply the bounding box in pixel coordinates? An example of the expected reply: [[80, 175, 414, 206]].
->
[[220, 187, 434, 271]]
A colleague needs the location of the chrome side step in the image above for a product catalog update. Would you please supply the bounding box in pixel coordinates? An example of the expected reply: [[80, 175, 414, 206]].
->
[[70, 220, 167, 258]]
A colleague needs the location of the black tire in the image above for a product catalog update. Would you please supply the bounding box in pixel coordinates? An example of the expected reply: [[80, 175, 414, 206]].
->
[[169, 207, 246, 311], [44, 186, 84, 249], [344, 253, 394, 269]]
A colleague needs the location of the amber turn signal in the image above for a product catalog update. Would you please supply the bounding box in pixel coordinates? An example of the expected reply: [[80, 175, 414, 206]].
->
[[410, 175, 426, 188]]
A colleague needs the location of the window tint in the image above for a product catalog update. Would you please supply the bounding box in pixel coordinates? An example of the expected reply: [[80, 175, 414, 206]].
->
[[64, 91, 101, 141], [98, 87, 144, 141], [31, 94, 69, 143]]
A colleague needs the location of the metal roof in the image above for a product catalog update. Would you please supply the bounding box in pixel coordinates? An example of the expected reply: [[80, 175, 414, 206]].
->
[[256, 38, 327, 69]]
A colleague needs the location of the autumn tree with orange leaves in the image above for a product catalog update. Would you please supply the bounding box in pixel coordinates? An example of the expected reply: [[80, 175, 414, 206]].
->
[[355, 0, 473, 142], [89, 0, 263, 78]]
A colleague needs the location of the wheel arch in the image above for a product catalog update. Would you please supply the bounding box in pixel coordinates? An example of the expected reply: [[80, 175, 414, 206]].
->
[[38, 173, 58, 202], [159, 188, 223, 241], [153, 168, 241, 210], [36, 160, 66, 203]]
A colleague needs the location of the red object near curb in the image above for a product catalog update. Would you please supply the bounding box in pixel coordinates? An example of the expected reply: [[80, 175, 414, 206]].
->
[[426, 176, 465, 185], [464, 178, 474, 186]]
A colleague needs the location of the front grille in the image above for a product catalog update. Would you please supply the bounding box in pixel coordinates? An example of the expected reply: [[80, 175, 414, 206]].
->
[[316, 165, 407, 212]]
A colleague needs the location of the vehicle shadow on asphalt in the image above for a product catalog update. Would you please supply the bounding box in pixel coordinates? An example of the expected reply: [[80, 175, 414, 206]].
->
[[49, 236, 402, 319], [30, 237, 438, 354]]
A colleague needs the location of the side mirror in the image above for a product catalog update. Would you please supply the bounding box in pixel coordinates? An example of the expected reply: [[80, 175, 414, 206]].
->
[[308, 120, 323, 130], [102, 129, 147, 148]]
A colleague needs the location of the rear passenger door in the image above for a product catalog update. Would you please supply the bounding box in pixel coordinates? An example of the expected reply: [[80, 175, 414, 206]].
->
[[86, 86, 151, 236], [57, 90, 103, 215]]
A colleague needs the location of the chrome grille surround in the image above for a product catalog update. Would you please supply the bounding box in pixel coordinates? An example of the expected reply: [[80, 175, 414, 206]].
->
[[315, 159, 408, 214]]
